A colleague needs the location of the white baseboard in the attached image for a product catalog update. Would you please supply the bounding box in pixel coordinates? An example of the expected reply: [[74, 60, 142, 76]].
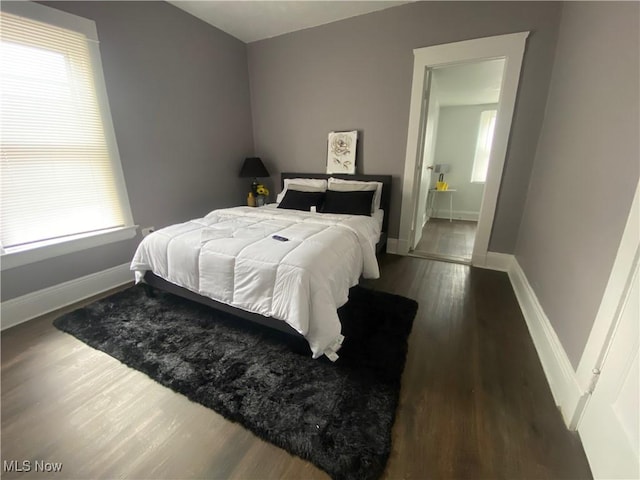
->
[[429, 209, 479, 221], [1, 263, 134, 331], [388, 237, 410, 255], [485, 252, 514, 271], [471, 252, 514, 271], [508, 259, 587, 428]]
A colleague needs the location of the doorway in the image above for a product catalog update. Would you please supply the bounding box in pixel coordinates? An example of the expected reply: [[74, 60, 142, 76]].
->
[[397, 33, 529, 268], [411, 59, 505, 263]]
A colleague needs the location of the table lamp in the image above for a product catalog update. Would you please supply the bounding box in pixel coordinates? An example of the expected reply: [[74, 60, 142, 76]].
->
[[434, 164, 450, 190], [239, 157, 269, 194]]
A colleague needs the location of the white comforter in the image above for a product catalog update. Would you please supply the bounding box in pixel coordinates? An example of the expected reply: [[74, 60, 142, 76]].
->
[[130, 206, 381, 358]]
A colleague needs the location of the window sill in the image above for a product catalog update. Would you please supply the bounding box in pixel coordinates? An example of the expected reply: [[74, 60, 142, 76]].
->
[[1, 226, 138, 271]]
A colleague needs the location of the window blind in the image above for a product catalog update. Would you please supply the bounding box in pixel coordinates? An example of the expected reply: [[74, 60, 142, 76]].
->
[[1, 11, 126, 249], [470, 109, 497, 184]]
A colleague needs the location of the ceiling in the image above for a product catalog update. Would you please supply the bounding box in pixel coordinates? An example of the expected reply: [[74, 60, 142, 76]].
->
[[433, 59, 506, 106], [168, 1, 411, 43]]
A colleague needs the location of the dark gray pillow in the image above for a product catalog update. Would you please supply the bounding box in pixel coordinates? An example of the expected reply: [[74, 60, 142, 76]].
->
[[320, 190, 375, 216], [277, 190, 325, 211]]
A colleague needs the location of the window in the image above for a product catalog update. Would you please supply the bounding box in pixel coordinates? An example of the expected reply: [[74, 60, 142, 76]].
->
[[470, 109, 497, 183], [1, 3, 134, 269]]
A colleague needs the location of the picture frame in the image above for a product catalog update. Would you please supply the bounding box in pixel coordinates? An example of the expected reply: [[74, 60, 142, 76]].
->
[[326, 130, 357, 175]]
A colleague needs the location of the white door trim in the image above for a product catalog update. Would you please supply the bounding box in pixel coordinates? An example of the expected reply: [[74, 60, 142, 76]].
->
[[398, 32, 529, 265], [577, 250, 639, 478], [574, 179, 640, 420]]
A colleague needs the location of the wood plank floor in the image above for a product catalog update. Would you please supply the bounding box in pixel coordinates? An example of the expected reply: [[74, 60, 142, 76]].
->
[[1, 255, 592, 479], [413, 218, 477, 262]]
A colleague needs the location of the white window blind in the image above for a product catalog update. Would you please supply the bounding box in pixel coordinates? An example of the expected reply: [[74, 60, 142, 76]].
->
[[470, 109, 497, 184], [1, 9, 130, 249]]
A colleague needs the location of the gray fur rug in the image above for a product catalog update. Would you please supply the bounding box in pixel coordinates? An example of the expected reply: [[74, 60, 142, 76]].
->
[[53, 284, 417, 480]]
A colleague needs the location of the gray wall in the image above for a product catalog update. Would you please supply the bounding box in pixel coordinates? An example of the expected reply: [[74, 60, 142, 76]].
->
[[247, 1, 562, 245], [515, 2, 639, 368], [431, 104, 497, 219], [1, 1, 254, 300]]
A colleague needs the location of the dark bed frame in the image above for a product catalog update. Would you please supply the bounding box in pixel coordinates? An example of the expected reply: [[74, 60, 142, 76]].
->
[[144, 172, 392, 338]]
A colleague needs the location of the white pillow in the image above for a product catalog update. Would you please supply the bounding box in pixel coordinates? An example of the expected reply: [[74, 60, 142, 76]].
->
[[276, 178, 328, 203], [328, 177, 383, 213]]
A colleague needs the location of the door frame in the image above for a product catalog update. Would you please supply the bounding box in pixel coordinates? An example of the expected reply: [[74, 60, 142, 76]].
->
[[572, 180, 640, 427], [409, 68, 433, 250], [575, 180, 640, 477], [397, 32, 529, 266]]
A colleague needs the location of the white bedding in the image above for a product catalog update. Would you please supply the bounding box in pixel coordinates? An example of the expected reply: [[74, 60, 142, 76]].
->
[[372, 208, 385, 235], [130, 206, 381, 359], [264, 203, 384, 239]]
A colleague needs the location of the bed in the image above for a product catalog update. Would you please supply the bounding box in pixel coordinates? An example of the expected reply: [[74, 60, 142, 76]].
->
[[131, 173, 392, 359]]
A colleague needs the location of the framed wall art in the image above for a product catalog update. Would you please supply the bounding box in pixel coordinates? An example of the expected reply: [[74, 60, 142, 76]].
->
[[326, 130, 357, 174]]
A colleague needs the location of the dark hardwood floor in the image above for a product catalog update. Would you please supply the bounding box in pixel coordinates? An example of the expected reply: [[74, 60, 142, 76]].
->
[[413, 218, 477, 262], [1, 255, 592, 479]]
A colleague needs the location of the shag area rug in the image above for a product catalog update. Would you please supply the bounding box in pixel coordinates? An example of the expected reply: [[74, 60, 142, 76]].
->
[[53, 284, 417, 480]]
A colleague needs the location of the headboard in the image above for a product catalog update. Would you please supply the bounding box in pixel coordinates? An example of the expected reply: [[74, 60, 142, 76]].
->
[[280, 172, 392, 234]]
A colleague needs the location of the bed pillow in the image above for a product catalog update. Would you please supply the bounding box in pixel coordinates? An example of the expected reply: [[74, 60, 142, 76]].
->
[[277, 190, 325, 212], [276, 178, 328, 203], [320, 190, 375, 216], [327, 177, 383, 213]]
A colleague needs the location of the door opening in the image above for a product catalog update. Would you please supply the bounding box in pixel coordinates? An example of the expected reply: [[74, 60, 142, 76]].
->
[[410, 59, 505, 264], [397, 32, 529, 268]]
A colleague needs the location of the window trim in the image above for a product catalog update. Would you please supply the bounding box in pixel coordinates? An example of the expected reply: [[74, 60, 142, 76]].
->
[[0, 1, 135, 268], [1, 226, 138, 271]]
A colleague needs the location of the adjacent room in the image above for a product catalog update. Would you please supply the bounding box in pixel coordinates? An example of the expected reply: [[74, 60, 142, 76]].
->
[[410, 59, 504, 263], [1, 1, 638, 479]]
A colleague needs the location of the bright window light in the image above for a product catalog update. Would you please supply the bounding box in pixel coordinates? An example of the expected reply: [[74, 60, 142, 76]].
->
[[470, 110, 497, 183], [1, 9, 132, 250]]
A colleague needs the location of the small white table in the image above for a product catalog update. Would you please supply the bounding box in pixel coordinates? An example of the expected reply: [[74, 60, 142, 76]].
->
[[428, 189, 456, 222]]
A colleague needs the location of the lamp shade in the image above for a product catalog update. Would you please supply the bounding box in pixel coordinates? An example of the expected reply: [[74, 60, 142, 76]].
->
[[239, 157, 269, 178], [434, 164, 450, 174]]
